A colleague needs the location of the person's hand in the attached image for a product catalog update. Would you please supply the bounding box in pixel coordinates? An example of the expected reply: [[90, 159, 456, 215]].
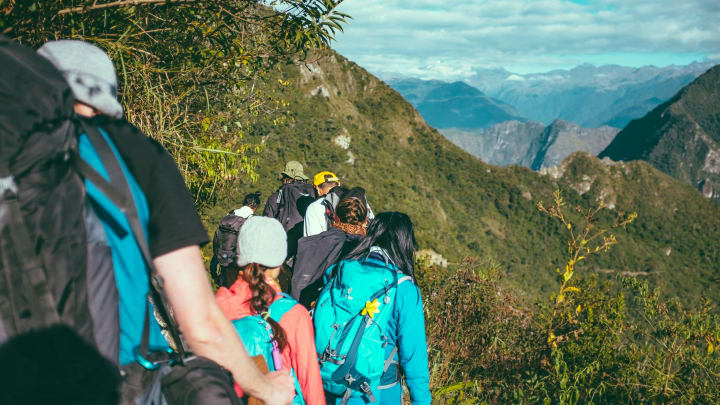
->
[[259, 370, 295, 405]]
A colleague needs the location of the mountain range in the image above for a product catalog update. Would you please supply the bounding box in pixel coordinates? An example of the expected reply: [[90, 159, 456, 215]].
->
[[467, 62, 716, 128], [389, 79, 526, 129], [443, 120, 619, 169], [600, 65, 720, 204], [388, 63, 713, 130], [208, 50, 720, 302]]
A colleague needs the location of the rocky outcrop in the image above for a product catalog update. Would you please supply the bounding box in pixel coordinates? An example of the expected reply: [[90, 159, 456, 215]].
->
[[442, 119, 618, 169], [528, 120, 619, 170]]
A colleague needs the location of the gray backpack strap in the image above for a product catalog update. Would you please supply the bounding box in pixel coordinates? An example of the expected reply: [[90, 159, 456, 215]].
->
[[84, 201, 120, 364], [377, 276, 411, 390]]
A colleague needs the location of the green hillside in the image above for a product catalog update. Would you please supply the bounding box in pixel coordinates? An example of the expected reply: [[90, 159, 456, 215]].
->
[[208, 50, 720, 302], [600, 65, 720, 203]]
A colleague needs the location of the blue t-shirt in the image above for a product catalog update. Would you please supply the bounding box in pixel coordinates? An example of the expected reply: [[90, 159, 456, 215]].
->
[[79, 128, 170, 365]]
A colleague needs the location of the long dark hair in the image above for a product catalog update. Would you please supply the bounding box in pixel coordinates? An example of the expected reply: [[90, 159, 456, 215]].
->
[[242, 263, 288, 351], [342, 212, 418, 280]]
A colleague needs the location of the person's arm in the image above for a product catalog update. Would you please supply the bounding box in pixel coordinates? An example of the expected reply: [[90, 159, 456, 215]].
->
[[303, 202, 326, 237], [154, 245, 295, 405], [395, 283, 432, 405], [279, 306, 325, 405]]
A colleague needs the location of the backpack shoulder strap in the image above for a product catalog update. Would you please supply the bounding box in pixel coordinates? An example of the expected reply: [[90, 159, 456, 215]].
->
[[71, 122, 185, 359], [269, 293, 299, 323]]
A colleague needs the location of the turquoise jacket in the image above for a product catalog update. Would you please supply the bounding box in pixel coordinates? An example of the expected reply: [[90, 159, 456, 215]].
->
[[323, 252, 432, 405]]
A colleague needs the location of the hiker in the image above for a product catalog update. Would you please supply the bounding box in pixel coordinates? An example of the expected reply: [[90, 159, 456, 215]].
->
[[303, 171, 343, 237], [10, 39, 296, 404], [313, 212, 431, 405], [210, 191, 262, 287], [291, 195, 368, 308], [216, 216, 325, 405], [263, 162, 315, 261], [340, 186, 375, 221], [263, 161, 310, 218]]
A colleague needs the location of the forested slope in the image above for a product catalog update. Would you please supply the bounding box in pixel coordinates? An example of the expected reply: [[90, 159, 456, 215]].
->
[[211, 50, 720, 301]]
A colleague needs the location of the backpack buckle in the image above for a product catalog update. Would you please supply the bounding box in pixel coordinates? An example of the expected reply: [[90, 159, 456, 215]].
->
[[320, 347, 345, 365], [359, 381, 376, 402]]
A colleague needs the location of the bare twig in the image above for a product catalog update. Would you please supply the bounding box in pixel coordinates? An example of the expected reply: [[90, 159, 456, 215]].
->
[[58, 0, 194, 15]]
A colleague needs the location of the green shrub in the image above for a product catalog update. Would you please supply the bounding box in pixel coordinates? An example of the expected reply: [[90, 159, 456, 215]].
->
[[421, 192, 720, 404]]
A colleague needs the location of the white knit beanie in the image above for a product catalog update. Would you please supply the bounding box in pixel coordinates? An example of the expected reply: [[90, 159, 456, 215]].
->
[[236, 216, 287, 268], [37, 40, 124, 119]]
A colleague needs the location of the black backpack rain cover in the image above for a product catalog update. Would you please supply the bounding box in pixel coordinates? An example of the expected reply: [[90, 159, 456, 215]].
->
[[213, 213, 249, 267], [0, 37, 94, 345], [276, 182, 315, 232]]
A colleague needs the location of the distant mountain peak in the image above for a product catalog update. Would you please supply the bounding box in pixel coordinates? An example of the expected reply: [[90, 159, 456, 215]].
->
[[599, 64, 720, 203], [465, 61, 715, 127], [388, 78, 528, 130]]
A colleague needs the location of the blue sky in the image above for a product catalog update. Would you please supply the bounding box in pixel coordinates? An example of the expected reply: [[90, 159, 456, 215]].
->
[[332, 0, 720, 79]]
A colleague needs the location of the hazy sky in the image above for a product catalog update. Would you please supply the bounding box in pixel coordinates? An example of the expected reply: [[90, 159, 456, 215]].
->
[[333, 0, 720, 79]]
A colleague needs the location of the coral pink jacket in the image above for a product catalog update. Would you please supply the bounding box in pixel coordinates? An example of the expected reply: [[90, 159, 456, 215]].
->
[[216, 278, 325, 405]]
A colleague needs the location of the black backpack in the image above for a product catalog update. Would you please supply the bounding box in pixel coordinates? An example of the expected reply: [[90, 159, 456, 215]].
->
[[0, 36, 97, 344], [0, 35, 180, 352], [0, 37, 243, 405], [275, 182, 315, 232], [212, 212, 250, 267], [321, 187, 346, 229]]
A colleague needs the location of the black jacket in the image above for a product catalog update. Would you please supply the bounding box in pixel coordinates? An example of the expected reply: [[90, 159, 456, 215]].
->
[[262, 190, 280, 218], [291, 227, 362, 308]]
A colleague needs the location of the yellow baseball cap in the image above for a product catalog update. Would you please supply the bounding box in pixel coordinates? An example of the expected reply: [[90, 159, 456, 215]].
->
[[313, 171, 340, 186]]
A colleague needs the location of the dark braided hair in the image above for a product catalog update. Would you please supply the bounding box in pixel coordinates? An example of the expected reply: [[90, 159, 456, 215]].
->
[[336, 197, 367, 225], [242, 263, 288, 351]]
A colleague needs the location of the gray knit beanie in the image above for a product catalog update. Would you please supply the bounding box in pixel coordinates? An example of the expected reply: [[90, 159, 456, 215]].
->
[[236, 216, 287, 268], [37, 40, 124, 119]]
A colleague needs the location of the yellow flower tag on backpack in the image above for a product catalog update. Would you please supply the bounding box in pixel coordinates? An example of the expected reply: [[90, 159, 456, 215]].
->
[[361, 299, 381, 319]]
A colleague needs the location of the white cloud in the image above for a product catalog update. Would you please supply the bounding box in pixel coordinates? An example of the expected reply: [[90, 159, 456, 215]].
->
[[333, 0, 720, 78]]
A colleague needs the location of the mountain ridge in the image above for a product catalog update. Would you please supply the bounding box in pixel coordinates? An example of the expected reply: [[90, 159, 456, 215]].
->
[[599, 65, 720, 203], [208, 50, 720, 302], [442, 119, 619, 169], [469, 62, 715, 127], [390, 78, 527, 130], [387, 62, 714, 129]]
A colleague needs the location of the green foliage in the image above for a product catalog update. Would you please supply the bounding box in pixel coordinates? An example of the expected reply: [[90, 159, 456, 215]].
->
[[417, 259, 542, 403], [421, 195, 720, 404], [1, 0, 349, 206]]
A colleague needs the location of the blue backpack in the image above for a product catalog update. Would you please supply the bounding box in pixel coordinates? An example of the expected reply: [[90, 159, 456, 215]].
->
[[232, 293, 305, 405], [313, 253, 411, 403]]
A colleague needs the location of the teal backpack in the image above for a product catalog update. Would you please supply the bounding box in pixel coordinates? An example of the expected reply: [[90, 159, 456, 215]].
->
[[231, 293, 305, 405], [313, 252, 411, 404]]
